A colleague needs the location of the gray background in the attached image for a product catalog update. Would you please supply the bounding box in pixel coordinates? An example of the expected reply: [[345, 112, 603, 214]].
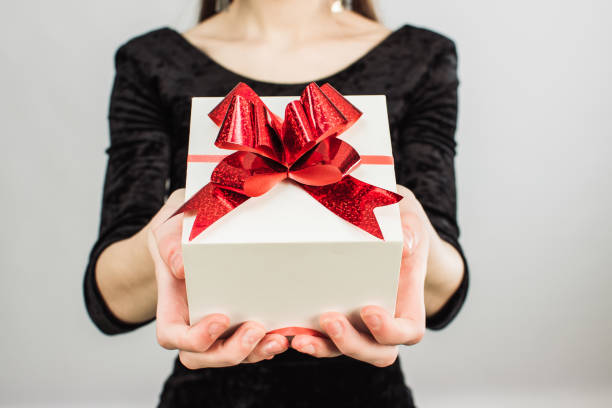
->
[[1, 0, 611, 406]]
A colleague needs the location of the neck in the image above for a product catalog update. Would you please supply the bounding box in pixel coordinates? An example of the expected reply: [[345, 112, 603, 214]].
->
[[225, 0, 337, 42]]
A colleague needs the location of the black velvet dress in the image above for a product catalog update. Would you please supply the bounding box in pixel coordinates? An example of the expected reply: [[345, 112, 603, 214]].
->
[[83, 24, 469, 407]]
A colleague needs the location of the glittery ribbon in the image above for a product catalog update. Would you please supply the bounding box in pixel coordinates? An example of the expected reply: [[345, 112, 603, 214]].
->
[[174, 82, 402, 241]]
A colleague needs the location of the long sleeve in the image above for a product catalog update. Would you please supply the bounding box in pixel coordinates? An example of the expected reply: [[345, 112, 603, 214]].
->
[[83, 41, 171, 335], [393, 37, 469, 330]]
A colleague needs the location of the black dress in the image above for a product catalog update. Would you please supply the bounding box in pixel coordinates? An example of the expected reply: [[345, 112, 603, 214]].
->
[[83, 24, 469, 407]]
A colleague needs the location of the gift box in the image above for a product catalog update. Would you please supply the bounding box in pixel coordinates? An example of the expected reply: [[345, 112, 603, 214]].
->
[[179, 83, 404, 338]]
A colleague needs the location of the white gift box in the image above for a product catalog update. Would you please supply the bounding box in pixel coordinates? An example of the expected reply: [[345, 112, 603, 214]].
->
[[182, 93, 403, 337]]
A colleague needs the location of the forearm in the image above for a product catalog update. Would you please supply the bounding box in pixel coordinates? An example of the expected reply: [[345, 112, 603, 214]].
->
[[95, 224, 157, 324], [424, 232, 465, 317]]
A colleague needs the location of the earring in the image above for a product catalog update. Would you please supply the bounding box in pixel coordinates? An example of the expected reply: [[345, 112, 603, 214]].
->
[[332, 0, 351, 13], [215, 0, 230, 12]]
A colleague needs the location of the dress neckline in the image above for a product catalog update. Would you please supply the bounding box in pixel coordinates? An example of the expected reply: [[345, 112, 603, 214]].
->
[[164, 25, 408, 87]]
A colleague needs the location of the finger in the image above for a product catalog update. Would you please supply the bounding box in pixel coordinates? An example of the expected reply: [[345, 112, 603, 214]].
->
[[395, 208, 429, 330], [153, 213, 185, 279], [178, 321, 267, 369], [157, 313, 230, 353], [319, 312, 399, 368], [360, 305, 425, 346], [291, 334, 342, 358], [242, 333, 290, 363], [148, 227, 229, 352]]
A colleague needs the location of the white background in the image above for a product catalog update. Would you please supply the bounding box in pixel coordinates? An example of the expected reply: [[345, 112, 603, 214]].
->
[[1, 1, 611, 407]]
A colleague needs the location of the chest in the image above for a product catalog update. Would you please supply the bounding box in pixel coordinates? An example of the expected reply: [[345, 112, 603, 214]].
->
[[190, 39, 381, 84]]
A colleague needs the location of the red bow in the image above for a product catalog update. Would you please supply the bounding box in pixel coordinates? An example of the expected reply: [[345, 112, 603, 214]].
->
[[174, 82, 402, 240]]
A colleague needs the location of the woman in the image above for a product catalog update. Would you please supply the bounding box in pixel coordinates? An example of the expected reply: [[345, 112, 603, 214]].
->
[[84, 0, 469, 406]]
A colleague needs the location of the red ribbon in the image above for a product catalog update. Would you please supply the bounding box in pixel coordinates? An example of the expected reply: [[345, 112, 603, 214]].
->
[[174, 82, 403, 240]]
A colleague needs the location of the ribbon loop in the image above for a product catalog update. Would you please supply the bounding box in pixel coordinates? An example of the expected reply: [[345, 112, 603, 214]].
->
[[214, 95, 283, 162], [300, 82, 349, 144], [210, 151, 287, 197]]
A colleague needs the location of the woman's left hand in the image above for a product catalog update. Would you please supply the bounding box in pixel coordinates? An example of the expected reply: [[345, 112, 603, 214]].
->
[[290, 185, 430, 367]]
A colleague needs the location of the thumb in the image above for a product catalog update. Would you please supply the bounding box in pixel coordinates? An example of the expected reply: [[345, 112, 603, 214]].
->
[[150, 189, 186, 279], [151, 188, 186, 228]]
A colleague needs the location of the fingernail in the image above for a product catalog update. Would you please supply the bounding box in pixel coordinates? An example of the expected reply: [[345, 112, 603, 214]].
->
[[403, 229, 415, 254], [263, 341, 282, 354], [301, 344, 315, 354], [242, 328, 261, 347], [170, 253, 182, 274], [323, 319, 342, 337], [208, 322, 225, 337], [363, 313, 381, 330]]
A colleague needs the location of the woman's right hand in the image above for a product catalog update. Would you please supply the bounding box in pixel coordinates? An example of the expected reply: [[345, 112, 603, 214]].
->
[[147, 189, 289, 369]]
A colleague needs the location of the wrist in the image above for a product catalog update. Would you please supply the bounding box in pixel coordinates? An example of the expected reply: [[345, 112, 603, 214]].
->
[[131, 223, 157, 281], [424, 232, 464, 316], [424, 232, 445, 288]]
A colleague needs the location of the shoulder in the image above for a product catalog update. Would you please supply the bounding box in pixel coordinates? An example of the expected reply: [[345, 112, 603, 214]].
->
[[394, 23, 457, 62], [379, 25, 459, 123], [386, 24, 459, 92], [113, 26, 179, 67]]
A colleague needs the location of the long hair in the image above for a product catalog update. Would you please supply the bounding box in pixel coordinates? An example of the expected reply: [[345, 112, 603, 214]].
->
[[198, 0, 378, 22]]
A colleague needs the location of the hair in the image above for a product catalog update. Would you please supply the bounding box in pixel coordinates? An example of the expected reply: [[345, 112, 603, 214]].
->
[[198, 0, 378, 22]]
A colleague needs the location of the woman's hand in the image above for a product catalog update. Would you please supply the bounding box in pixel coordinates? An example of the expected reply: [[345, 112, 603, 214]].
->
[[290, 185, 431, 367], [147, 189, 289, 369]]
